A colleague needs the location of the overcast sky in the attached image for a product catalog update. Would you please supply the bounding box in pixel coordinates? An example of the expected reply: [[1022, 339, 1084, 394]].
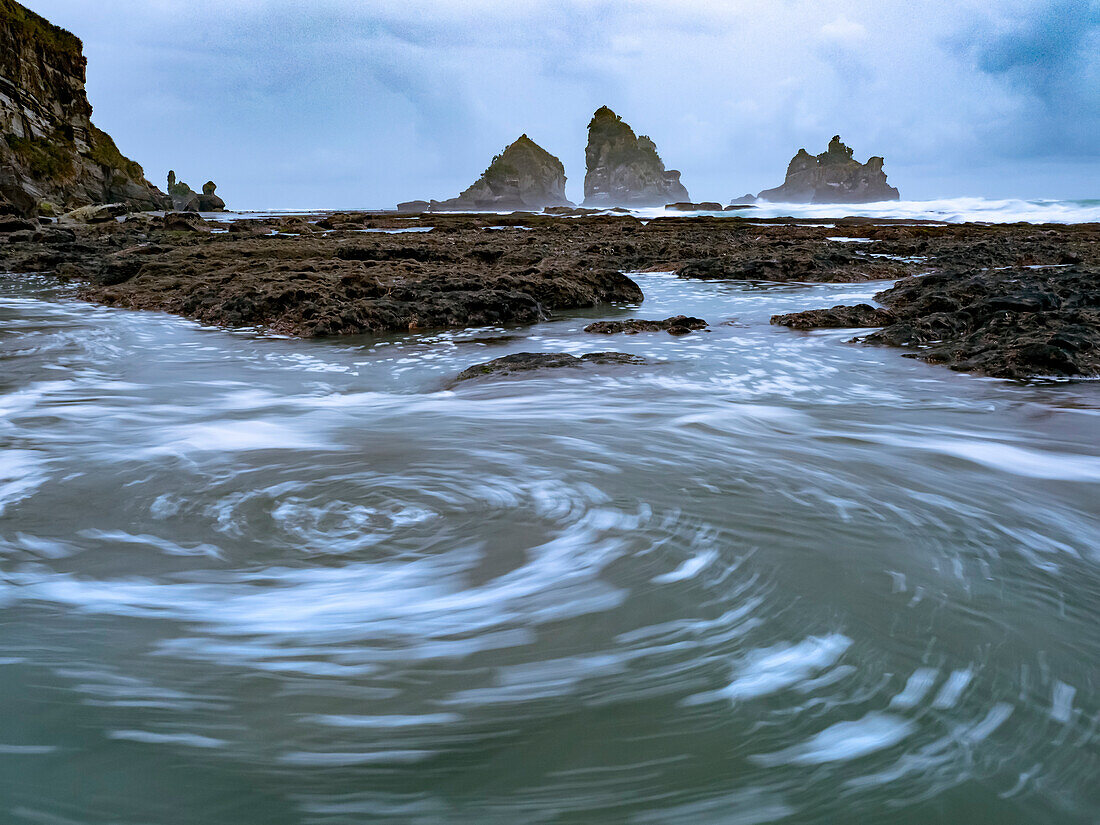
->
[[26, 0, 1100, 208]]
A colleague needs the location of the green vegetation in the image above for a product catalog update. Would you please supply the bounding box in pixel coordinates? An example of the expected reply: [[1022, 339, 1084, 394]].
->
[[5, 132, 76, 179], [0, 0, 82, 61], [88, 124, 144, 180]]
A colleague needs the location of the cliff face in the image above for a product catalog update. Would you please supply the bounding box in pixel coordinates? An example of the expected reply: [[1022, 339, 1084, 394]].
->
[[431, 134, 572, 211], [0, 0, 167, 216], [583, 107, 689, 207], [757, 136, 900, 203]]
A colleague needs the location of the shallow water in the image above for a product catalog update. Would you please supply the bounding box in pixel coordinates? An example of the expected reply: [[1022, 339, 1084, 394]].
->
[[1, 270, 1098, 824]]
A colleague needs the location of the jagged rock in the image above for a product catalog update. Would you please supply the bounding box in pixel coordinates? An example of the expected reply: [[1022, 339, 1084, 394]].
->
[[758, 136, 900, 203], [0, 1, 169, 213], [166, 173, 225, 211], [585, 315, 708, 335], [583, 107, 689, 207], [729, 194, 758, 205], [456, 351, 645, 381], [431, 135, 572, 211], [666, 202, 722, 212]]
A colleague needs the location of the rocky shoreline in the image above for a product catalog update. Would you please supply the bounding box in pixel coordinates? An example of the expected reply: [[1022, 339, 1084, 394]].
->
[[1, 209, 1097, 379]]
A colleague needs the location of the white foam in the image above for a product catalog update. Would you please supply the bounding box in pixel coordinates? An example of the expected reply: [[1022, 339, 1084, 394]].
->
[[683, 634, 851, 704], [751, 712, 915, 766]]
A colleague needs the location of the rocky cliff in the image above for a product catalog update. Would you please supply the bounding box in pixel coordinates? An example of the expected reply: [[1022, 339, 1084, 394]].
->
[[757, 136, 899, 203], [431, 134, 572, 211], [0, 0, 167, 216], [583, 107, 689, 207]]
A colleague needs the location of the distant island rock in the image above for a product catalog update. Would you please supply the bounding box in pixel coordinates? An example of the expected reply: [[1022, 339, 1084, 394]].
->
[[583, 107, 689, 207], [167, 172, 226, 212], [755, 136, 900, 204], [0, 0, 168, 216], [429, 134, 572, 211]]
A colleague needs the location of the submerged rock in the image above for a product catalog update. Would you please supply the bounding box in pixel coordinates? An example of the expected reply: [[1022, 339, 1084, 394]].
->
[[583, 107, 689, 207], [456, 351, 645, 381], [0, 2, 169, 213], [585, 315, 708, 335], [758, 136, 900, 203], [431, 134, 572, 211]]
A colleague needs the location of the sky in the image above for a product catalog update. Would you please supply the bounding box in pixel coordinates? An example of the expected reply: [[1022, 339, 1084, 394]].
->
[[25, 0, 1100, 209]]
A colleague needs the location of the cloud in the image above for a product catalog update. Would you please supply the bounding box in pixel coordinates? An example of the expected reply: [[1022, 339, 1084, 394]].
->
[[961, 0, 1100, 156], [22, 0, 1100, 206]]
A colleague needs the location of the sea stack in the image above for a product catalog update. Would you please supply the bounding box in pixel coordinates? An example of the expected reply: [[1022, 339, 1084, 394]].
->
[[0, 0, 168, 215], [583, 106, 689, 207], [757, 136, 900, 203], [430, 134, 572, 211]]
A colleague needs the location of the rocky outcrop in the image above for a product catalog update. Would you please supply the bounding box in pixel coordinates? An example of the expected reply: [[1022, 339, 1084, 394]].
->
[[456, 351, 644, 381], [0, 0, 168, 215], [757, 136, 900, 203], [585, 315, 707, 335], [430, 134, 572, 211], [583, 107, 689, 207], [166, 172, 225, 212], [771, 267, 1100, 379]]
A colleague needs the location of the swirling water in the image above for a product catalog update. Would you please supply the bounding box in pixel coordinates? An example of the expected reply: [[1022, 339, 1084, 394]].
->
[[1, 268, 1098, 824]]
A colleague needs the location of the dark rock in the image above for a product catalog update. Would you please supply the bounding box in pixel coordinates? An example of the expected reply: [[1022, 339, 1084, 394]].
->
[[758, 136, 900, 203], [585, 315, 707, 335], [728, 194, 758, 205], [781, 267, 1100, 379], [666, 202, 722, 212], [456, 351, 645, 381], [431, 134, 572, 211], [162, 212, 209, 232], [771, 304, 895, 329], [583, 107, 689, 207], [0, 214, 36, 233], [397, 200, 429, 214], [197, 181, 225, 211]]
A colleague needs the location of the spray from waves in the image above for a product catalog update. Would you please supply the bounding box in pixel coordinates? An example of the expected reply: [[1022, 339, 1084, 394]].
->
[[633, 197, 1100, 225]]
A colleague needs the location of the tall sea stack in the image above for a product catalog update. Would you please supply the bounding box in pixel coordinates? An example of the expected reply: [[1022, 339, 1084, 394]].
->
[[0, 0, 168, 216], [583, 107, 689, 207], [757, 136, 900, 203], [430, 134, 572, 211]]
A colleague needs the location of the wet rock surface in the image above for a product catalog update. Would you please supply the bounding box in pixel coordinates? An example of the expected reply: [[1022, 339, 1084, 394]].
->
[[585, 315, 708, 335], [771, 304, 895, 329], [455, 351, 645, 381], [2, 211, 1098, 363], [775, 266, 1100, 379]]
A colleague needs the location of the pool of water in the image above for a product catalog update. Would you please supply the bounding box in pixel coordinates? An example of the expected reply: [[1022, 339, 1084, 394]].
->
[[1, 271, 1098, 824]]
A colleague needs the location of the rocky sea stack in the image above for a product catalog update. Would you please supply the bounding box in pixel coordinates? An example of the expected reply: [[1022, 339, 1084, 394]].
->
[[757, 135, 899, 204], [0, 0, 168, 216], [167, 172, 226, 211], [431, 134, 572, 211], [583, 107, 689, 207]]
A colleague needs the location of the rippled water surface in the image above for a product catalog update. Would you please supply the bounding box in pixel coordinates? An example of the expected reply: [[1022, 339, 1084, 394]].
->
[[1, 271, 1099, 824]]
